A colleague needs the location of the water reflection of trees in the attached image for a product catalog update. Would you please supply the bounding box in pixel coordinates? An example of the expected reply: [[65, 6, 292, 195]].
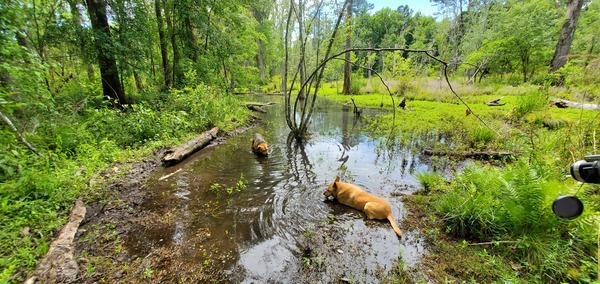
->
[[338, 109, 361, 166], [286, 132, 316, 183]]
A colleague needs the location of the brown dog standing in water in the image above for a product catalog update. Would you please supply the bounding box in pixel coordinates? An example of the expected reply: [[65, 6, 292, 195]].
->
[[252, 133, 269, 156], [323, 177, 402, 238]]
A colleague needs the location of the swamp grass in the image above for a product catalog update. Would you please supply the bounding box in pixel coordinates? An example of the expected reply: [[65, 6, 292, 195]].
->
[[317, 79, 599, 282]]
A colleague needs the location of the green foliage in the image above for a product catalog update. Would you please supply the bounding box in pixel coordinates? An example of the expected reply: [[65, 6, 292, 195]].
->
[[512, 91, 548, 120], [209, 174, 247, 197], [433, 160, 598, 282], [468, 125, 496, 149], [0, 83, 249, 282], [416, 171, 445, 193]]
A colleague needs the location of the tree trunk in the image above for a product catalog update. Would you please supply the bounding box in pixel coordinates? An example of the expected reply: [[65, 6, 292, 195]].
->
[[133, 71, 143, 93], [342, 0, 353, 95], [549, 0, 584, 72], [367, 42, 372, 79], [298, 0, 307, 100], [584, 35, 595, 68], [184, 12, 199, 63], [256, 39, 266, 80], [521, 52, 529, 82], [85, 0, 127, 107], [251, 3, 269, 81], [165, 1, 180, 87], [155, 0, 171, 89]]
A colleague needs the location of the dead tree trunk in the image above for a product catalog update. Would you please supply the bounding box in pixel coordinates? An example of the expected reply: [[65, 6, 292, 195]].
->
[[550, 0, 584, 73]]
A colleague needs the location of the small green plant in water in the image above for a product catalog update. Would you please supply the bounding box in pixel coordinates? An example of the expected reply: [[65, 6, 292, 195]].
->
[[302, 257, 311, 269], [209, 174, 247, 197], [469, 125, 496, 149]]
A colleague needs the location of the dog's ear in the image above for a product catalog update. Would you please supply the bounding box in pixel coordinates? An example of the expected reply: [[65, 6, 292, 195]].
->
[[332, 176, 340, 189]]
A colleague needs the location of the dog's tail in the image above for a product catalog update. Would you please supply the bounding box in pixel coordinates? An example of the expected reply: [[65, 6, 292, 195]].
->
[[387, 215, 403, 238]]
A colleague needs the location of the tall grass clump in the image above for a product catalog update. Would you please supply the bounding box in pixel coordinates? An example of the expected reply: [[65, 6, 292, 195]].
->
[[416, 171, 445, 193], [468, 125, 496, 149], [433, 159, 598, 282], [512, 90, 548, 120]]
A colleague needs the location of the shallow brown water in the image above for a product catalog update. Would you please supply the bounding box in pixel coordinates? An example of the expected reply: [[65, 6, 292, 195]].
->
[[125, 96, 454, 282]]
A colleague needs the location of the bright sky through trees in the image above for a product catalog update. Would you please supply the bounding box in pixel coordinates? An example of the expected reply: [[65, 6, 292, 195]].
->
[[369, 0, 438, 16]]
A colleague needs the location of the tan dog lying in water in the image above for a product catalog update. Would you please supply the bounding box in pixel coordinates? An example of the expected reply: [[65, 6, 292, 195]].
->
[[252, 133, 269, 156], [324, 177, 403, 238]]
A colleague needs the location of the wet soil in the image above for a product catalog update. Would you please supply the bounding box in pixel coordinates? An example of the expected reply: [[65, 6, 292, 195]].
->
[[72, 96, 461, 283]]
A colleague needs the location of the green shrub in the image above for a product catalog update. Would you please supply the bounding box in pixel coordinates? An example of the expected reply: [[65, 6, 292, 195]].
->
[[433, 160, 598, 282], [416, 171, 445, 193], [468, 125, 496, 149], [512, 91, 548, 119]]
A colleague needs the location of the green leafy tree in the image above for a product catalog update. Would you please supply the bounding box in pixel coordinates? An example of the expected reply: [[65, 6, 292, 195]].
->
[[473, 0, 560, 82]]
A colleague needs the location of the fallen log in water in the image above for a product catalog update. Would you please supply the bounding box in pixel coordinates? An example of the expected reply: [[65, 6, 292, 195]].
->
[[162, 127, 219, 165], [245, 102, 276, 113], [424, 149, 518, 160], [247, 105, 266, 113]]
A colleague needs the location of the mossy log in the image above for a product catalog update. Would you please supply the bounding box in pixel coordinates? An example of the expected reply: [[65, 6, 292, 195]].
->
[[162, 127, 219, 165], [245, 102, 276, 113], [424, 149, 518, 160]]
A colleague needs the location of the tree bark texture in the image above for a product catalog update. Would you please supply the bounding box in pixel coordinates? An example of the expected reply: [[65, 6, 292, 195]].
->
[[85, 0, 127, 107], [165, 1, 180, 87], [550, 0, 584, 72], [298, 0, 307, 100], [257, 39, 266, 80]]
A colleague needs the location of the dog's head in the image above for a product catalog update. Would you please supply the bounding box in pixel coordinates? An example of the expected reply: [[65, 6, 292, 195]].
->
[[323, 176, 340, 199], [256, 143, 269, 156]]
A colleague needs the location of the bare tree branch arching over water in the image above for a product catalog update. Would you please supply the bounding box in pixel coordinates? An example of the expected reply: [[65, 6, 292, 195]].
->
[[283, 1, 500, 140]]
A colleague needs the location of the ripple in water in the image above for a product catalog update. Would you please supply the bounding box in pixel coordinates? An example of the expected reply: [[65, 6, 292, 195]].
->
[[125, 96, 457, 282]]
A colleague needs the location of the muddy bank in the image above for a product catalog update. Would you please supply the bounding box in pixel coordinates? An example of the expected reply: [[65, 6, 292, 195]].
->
[[35, 123, 252, 283]]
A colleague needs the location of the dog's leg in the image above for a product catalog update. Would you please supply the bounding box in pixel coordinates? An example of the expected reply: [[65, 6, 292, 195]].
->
[[363, 202, 387, 220]]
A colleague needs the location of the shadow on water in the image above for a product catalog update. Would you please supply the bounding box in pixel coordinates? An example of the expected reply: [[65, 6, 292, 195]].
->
[[125, 95, 459, 282]]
